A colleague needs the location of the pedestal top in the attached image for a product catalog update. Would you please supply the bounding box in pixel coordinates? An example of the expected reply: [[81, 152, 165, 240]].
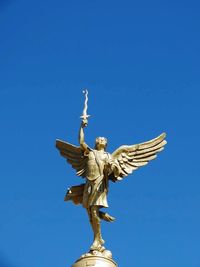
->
[[72, 255, 117, 267]]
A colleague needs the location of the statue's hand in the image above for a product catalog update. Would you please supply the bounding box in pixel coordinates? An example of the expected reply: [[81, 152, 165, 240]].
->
[[105, 160, 120, 177], [81, 118, 88, 128], [104, 162, 112, 174]]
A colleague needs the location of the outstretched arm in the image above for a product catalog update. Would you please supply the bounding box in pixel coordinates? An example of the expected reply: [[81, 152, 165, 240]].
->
[[79, 119, 89, 152]]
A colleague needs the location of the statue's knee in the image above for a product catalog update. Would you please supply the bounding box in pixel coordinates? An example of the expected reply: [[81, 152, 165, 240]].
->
[[91, 207, 98, 218], [92, 210, 97, 217]]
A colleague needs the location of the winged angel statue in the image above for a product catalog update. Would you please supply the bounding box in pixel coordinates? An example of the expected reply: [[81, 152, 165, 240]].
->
[[56, 90, 167, 253]]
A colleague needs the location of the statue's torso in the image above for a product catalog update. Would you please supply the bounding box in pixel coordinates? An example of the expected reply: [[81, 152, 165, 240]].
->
[[85, 150, 110, 181], [83, 149, 110, 208]]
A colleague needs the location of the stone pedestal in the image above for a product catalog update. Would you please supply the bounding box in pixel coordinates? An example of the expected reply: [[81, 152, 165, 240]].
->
[[72, 255, 117, 267]]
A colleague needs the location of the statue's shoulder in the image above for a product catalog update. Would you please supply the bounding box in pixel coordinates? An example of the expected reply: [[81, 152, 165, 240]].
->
[[84, 148, 95, 159]]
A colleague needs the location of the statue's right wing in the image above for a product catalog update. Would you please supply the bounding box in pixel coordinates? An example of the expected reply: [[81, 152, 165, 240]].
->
[[110, 133, 167, 181], [56, 139, 87, 178]]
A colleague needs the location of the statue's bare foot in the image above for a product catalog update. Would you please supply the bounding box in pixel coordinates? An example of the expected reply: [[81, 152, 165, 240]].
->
[[90, 241, 101, 251], [90, 244, 101, 251], [99, 246, 105, 252], [90, 239, 105, 251], [100, 237, 105, 245]]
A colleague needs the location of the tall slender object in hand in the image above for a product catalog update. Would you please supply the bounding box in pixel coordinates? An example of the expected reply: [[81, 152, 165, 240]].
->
[[56, 90, 167, 266], [80, 89, 90, 126]]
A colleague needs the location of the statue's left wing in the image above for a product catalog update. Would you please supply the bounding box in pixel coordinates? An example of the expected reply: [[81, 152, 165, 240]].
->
[[110, 133, 167, 181], [56, 139, 87, 178]]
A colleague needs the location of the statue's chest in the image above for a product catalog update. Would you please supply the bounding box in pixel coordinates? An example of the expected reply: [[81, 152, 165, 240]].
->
[[88, 151, 108, 163], [85, 151, 109, 180]]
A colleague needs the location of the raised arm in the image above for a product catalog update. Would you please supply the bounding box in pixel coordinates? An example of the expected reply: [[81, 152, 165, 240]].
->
[[79, 119, 89, 151]]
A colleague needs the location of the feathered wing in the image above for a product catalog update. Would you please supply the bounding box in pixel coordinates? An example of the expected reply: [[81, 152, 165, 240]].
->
[[56, 139, 87, 178], [110, 133, 167, 181]]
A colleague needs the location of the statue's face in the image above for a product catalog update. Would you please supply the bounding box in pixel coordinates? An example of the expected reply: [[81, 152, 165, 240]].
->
[[95, 137, 107, 150]]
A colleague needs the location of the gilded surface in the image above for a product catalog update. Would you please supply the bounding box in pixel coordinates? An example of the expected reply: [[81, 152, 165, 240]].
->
[[56, 90, 167, 256], [72, 254, 117, 267]]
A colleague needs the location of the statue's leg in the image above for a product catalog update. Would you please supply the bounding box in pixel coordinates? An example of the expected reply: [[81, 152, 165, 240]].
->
[[86, 207, 96, 244], [86, 207, 93, 232], [89, 205, 105, 251]]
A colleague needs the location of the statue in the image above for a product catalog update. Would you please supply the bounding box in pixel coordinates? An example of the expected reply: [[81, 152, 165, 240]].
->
[[56, 90, 167, 260]]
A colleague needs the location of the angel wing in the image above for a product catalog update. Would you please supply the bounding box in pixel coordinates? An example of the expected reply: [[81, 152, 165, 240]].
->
[[56, 139, 87, 178], [110, 133, 167, 181]]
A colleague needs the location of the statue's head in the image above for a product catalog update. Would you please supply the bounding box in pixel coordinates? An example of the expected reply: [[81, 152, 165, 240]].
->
[[94, 137, 107, 150]]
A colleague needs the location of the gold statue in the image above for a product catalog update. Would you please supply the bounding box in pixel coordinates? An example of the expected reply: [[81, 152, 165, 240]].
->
[[56, 90, 167, 254]]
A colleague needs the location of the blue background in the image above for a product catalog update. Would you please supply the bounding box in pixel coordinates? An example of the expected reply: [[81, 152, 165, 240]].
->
[[0, 0, 200, 266]]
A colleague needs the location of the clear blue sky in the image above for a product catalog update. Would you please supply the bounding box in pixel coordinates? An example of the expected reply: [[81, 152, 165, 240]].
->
[[0, 0, 200, 266]]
